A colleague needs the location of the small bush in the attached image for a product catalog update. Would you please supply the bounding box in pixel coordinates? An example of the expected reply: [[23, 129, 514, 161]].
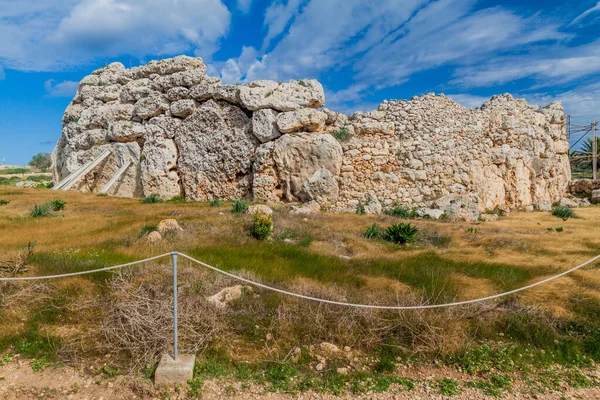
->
[[364, 223, 382, 239], [551, 205, 576, 220], [384, 204, 417, 219], [356, 201, 366, 215], [49, 199, 66, 211], [0, 199, 9, 206], [333, 127, 352, 142], [385, 223, 418, 244], [232, 200, 249, 215], [299, 235, 314, 247], [437, 378, 460, 396], [556, 227, 564, 232], [30, 204, 51, 218], [209, 199, 221, 207], [141, 194, 162, 204], [251, 213, 273, 240]]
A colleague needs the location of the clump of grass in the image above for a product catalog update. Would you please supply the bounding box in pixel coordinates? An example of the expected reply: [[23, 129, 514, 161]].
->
[[232, 199, 249, 215], [385, 223, 418, 244], [48, 199, 66, 211], [251, 213, 273, 240], [139, 224, 158, 237], [0, 199, 9, 206], [364, 223, 382, 239], [209, 199, 221, 207], [551, 205, 576, 220], [333, 127, 352, 142], [556, 227, 564, 232], [167, 196, 186, 203], [141, 194, 162, 204], [467, 373, 511, 397], [356, 201, 365, 215], [96, 193, 108, 197], [30, 203, 51, 218], [384, 204, 417, 219], [467, 227, 479, 234]]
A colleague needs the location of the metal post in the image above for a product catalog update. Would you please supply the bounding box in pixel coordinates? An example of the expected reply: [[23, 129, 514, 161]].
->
[[171, 251, 178, 361], [593, 122, 597, 181], [567, 114, 571, 143]]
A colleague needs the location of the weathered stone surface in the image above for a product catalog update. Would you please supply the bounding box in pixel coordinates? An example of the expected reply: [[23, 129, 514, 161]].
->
[[207, 285, 250, 309], [53, 57, 572, 212], [592, 189, 600, 204], [560, 197, 578, 208], [415, 208, 446, 220], [252, 109, 281, 143], [239, 80, 325, 111], [277, 109, 327, 133], [273, 133, 343, 202], [434, 194, 480, 222], [157, 219, 184, 234], [290, 201, 321, 215], [175, 100, 257, 201], [147, 231, 163, 243]]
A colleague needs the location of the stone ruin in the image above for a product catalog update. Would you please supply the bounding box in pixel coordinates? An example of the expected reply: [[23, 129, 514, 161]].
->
[[52, 56, 571, 221]]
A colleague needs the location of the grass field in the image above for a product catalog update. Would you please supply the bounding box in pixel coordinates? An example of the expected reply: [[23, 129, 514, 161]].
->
[[1, 186, 600, 397]]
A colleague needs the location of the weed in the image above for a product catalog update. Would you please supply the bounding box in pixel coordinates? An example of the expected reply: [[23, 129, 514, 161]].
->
[[96, 193, 108, 197], [232, 200, 249, 215], [356, 201, 365, 215], [141, 194, 162, 204], [209, 199, 221, 207], [0, 355, 12, 366], [0, 199, 9, 205], [140, 224, 159, 236], [551, 206, 576, 220], [384, 204, 417, 218], [31, 358, 51, 372], [102, 364, 121, 377], [167, 196, 186, 203], [333, 127, 352, 142], [49, 199, 66, 211], [374, 346, 401, 373], [467, 373, 511, 397], [298, 80, 309, 87], [547, 227, 554, 231], [567, 369, 594, 388], [251, 213, 273, 240], [299, 235, 313, 247], [437, 378, 460, 396], [187, 377, 204, 397], [143, 362, 156, 380], [364, 223, 382, 239], [467, 227, 479, 234], [556, 227, 564, 232], [385, 223, 418, 244], [30, 203, 51, 218], [265, 362, 296, 392]]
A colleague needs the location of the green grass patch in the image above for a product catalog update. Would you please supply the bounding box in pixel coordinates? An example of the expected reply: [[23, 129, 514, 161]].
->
[[141, 194, 162, 204], [436, 378, 460, 396], [0, 168, 30, 174], [232, 200, 249, 214], [0, 199, 9, 205], [551, 205, 576, 220], [30, 203, 51, 218]]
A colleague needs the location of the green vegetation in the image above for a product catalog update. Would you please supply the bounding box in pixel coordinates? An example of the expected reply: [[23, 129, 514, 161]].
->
[[140, 224, 159, 236], [209, 198, 221, 207], [467, 373, 511, 397], [384, 204, 417, 218], [385, 223, 418, 244], [167, 196, 186, 203], [363, 223, 382, 239], [556, 226, 564, 232], [552, 205, 576, 220], [28, 153, 52, 170], [232, 199, 249, 214], [437, 378, 460, 396], [251, 213, 273, 240], [0, 199, 9, 205], [355, 201, 365, 215], [30, 203, 51, 218], [0, 167, 30, 174], [141, 194, 162, 204], [49, 199, 66, 211], [332, 127, 352, 142]]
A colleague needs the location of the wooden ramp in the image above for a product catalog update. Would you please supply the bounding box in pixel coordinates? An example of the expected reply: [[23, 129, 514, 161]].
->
[[53, 149, 112, 191], [99, 160, 132, 195]]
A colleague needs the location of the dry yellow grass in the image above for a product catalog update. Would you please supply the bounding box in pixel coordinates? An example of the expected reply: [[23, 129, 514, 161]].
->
[[0, 186, 599, 313]]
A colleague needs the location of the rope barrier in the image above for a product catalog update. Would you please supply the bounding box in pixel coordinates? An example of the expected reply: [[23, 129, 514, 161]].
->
[[1, 251, 599, 310]]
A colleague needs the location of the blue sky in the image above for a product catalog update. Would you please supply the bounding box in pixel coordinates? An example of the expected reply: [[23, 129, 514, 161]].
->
[[1, 0, 600, 165]]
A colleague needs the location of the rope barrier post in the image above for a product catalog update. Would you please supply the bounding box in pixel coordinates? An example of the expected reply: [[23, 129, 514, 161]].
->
[[172, 251, 179, 361]]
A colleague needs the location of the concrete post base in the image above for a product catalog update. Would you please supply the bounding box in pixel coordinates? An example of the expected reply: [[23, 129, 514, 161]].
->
[[154, 354, 196, 386]]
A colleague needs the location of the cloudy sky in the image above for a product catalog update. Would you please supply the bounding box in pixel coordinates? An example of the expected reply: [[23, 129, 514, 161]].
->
[[1, 0, 599, 164]]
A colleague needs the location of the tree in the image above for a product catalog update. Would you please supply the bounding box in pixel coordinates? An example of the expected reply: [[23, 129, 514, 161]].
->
[[28, 153, 52, 170]]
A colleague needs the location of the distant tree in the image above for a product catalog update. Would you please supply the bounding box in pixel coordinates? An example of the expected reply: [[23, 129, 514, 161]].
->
[[28, 153, 52, 170], [571, 137, 600, 171]]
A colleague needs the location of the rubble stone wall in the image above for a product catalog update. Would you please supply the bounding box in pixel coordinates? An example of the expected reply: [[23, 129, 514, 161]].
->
[[52, 56, 571, 221]]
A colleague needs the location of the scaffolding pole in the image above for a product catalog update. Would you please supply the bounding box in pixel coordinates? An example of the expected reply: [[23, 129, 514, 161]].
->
[[593, 122, 597, 181]]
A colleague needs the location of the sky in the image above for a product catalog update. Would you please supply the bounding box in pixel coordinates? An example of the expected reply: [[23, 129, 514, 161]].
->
[[1, 0, 600, 165]]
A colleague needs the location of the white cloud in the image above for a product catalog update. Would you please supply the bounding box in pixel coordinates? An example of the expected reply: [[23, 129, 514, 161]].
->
[[44, 79, 80, 97], [524, 83, 600, 123], [0, 0, 231, 71], [446, 94, 490, 109], [261, 0, 303, 51], [237, 0, 252, 13], [570, 1, 600, 26], [0, 66, 5, 80]]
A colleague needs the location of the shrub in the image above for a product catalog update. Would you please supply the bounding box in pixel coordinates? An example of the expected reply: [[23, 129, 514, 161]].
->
[[384, 204, 416, 218], [385, 223, 418, 244], [28, 153, 52, 170], [30, 204, 51, 218], [556, 227, 564, 232], [364, 223, 382, 239], [356, 201, 366, 215], [332, 127, 352, 142], [0, 200, 9, 206], [251, 213, 273, 240], [141, 194, 162, 204], [209, 199, 221, 207], [49, 199, 66, 211], [232, 200, 249, 215], [551, 205, 576, 220]]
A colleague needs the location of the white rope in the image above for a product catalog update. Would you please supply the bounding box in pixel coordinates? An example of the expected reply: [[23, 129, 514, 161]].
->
[[178, 253, 600, 310], [1, 251, 599, 310], [0, 253, 172, 281]]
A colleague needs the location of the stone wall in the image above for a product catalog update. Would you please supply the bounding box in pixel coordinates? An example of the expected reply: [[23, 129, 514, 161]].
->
[[52, 56, 571, 221]]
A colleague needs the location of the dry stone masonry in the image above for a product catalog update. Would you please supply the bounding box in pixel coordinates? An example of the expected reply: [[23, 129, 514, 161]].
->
[[52, 56, 571, 221]]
